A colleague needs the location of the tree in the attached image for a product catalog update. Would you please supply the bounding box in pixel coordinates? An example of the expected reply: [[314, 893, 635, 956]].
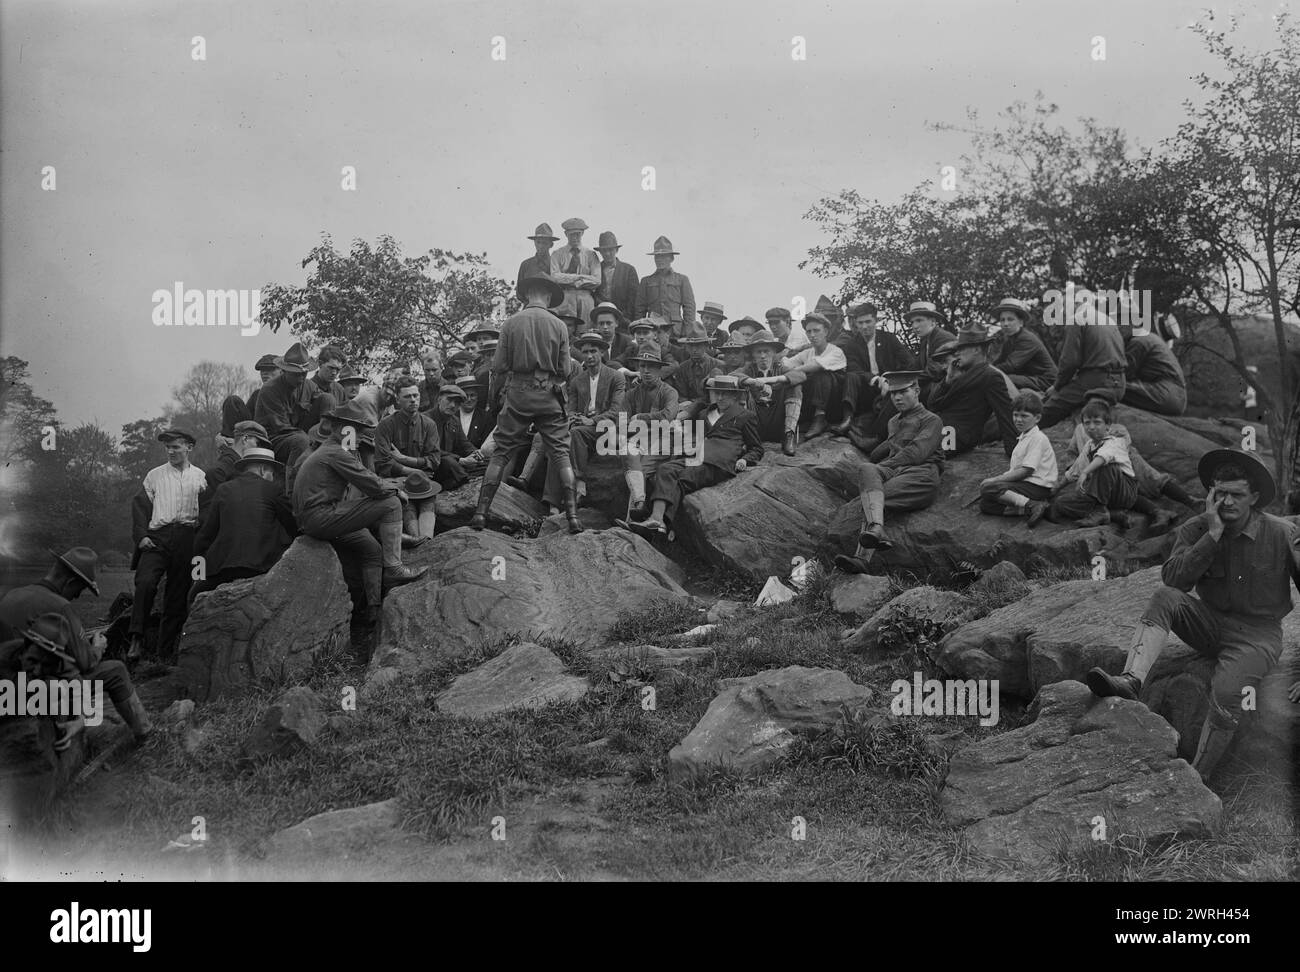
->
[[259, 234, 514, 374], [162, 362, 257, 472], [1157, 12, 1300, 501], [0, 356, 58, 467], [119, 417, 170, 485]]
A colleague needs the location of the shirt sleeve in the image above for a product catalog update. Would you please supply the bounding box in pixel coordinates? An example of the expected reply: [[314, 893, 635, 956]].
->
[[881, 410, 942, 468], [815, 344, 847, 371], [333, 449, 392, 499], [1161, 519, 1218, 591], [1096, 437, 1128, 466]]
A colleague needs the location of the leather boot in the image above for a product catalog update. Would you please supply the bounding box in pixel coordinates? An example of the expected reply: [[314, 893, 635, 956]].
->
[[1025, 500, 1048, 528], [382, 564, 429, 590], [829, 414, 854, 436], [782, 431, 797, 456], [859, 490, 891, 549], [118, 691, 153, 742], [1086, 621, 1166, 700], [562, 486, 584, 534], [1191, 701, 1239, 781], [834, 543, 874, 574], [805, 414, 829, 438], [469, 480, 500, 530]]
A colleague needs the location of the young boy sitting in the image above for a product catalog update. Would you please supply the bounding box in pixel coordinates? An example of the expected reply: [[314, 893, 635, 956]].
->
[[1048, 399, 1138, 527], [978, 390, 1058, 522]]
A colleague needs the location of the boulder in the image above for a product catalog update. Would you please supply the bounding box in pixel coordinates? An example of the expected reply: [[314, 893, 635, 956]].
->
[[434, 479, 544, 535], [967, 560, 1028, 599], [841, 586, 978, 653], [828, 574, 894, 618], [940, 681, 1222, 863], [934, 567, 1169, 699], [587, 643, 716, 674], [265, 799, 406, 856], [373, 528, 688, 671], [435, 642, 590, 718], [674, 440, 870, 581], [538, 508, 613, 535], [667, 666, 874, 781], [242, 686, 327, 760], [178, 537, 351, 702], [705, 599, 747, 623]]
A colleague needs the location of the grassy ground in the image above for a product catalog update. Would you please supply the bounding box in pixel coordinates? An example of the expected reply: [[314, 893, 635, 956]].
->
[[8, 560, 1297, 882]]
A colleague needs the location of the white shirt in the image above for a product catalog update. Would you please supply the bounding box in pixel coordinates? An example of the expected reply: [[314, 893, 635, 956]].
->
[[144, 462, 207, 529], [587, 371, 600, 415], [783, 343, 847, 372], [1009, 426, 1059, 488], [460, 410, 474, 437]]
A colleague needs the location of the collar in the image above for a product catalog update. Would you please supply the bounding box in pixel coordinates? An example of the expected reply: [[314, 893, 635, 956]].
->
[[1016, 426, 1039, 441], [37, 578, 63, 598], [1234, 509, 1260, 540]]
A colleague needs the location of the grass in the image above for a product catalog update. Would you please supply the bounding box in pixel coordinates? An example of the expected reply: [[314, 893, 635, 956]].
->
[[20, 565, 1299, 882]]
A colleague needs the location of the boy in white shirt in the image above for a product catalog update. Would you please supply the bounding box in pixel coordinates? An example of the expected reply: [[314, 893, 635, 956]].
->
[[979, 390, 1058, 522], [1045, 398, 1139, 528]]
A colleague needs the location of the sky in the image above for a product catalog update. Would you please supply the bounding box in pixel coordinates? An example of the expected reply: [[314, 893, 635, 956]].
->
[[0, 0, 1284, 437]]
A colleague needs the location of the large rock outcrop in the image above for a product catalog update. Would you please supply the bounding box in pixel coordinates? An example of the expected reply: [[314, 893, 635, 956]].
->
[[667, 666, 875, 781], [372, 529, 689, 674], [940, 681, 1222, 863], [435, 479, 544, 535], [178, 538, 351, 702]]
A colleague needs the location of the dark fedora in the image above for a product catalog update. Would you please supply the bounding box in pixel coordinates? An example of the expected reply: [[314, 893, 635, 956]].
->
[[463, 323, 501, 342], [596, 231, 621, 251], [1197, 448, 1275, 508], [589, 301, 627, 328], [727, 316, 762, 336], [718, 336, 749, 354], [235, 447, 283, 471], [274, 341, 316, 374], [647, 235, 679, 256], [520, 272, 565, 309], [254, 353, 279, 371], [931, 326, 995, 357], [338, 366, 365, 385], [51, 546, 99, 595], [401, 471, 442, 500], [528, 222, 559, 241], [326, 399, 378, 429], [157, 428, 196, 446]]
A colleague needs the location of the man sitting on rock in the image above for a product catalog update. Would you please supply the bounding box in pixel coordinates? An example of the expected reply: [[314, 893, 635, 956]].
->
[[830, 301, 915, 437], [760, 312, 846, 438], [627, 374, 762, 537], [541, 331, 626, 511], [736, 328, 801, 456], [190, 447, 297, 604], [0, 549, 152, 743], [927, 326, 1019, 458], [293, 399, 428, 627], [377, 378, 445, 540], [662, 321, 724, 418], [431, 381, 488, 487], [1087, 448, 1300, 781], [834, 372, 944, 574], [1122, 326, 1187, 416], [614, 346, 679, 519], [989, 297, 1057, 392]]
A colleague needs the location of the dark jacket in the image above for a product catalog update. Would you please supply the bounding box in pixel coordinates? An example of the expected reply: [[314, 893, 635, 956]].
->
[[200, 442, 241, 525], [636, 269, 696, 328], [129, 488, 153, 570], [685, 399, 764, 474], [926, 360, 1018, 456], [869, 404, 945, 470], [193, 471, 296, 577], [663, 353, 724, 403], [254, 374, 319, 438], [566, 364, 627, 423], [993, 328, 1058, 391], [1162, 510, 1296, 622], [917, 327, 958, 390], [0, 581, 99, 673], [438, 412, 477, 458], [840, 329, 915, 375], [597, 260, 640, 322], [376, 409, 443, 477], [620, 380, 679, 422], [515, 253, 552, 302], [1055, 322, 1126, 388], [1126, 333, 1185, 388]]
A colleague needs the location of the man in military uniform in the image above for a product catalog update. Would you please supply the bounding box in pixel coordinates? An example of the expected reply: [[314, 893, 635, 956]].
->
[[1040, 288, 1128, 427], [255, 342, 329, 472], [517, 222, 557, 302], [1087, 448, 1300, 780], [472, 272, 583, 534], [834, 372, 945, 574], [635, 236, 696, 341]]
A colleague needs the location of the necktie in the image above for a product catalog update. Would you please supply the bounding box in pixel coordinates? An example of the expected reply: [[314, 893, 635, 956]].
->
[[566, 247, 580, 274]]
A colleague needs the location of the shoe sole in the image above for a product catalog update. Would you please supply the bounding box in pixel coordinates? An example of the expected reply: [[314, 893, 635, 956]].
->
[[1084, 669, 1137, 700]]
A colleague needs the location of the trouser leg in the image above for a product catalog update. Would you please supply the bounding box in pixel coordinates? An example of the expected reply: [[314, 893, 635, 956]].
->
[[416, 498, 437, 538], [327, 530, 383, 608], [158, 527, 194, 657], [129, 549, 167, 637]]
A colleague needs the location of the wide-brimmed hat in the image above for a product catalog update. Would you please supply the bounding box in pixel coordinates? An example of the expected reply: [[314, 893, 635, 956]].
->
[[764, 306, 792, 321], [157, 428, 196, 446], [727, 316, 762, 335], [51, 546, 99, 595], [463, 323, 501, 342], [254, 353, 279, 371], [327, 399, 378, 428], [647, 235, 679, 256], [589, 301, 627, 328], [882, 370, 926, 392], [814, 295, 841, 316], [337, 366, 365, 385], [307, 420, 333, 445], [704, 374, 748, 393], [528, 222, 558, 241], [574, 330, 610, 350], [232, 420, 272, 446], [629, 347, 670, 368], [905, 301, 948, 325], [274, 341, 316, 374], [931, 326, 995, 357], [439, 383, 468, 401], [628, 317, 658, 335], [718, 337, 749, 354], [561, 217, 589, 233], [990, 297, 1032, 321], [401, 470, 442, 500], [519, 273, 564, 308], [699, 301, 727, 321], [745, 329, 785, 350], [596, 231, 621, 251], [672, 320, 714, 345], [235, 447, 283, 471], [1198, 448, 1276, 508], [446, 349, 476, 367], [22, 613, 76, 661]]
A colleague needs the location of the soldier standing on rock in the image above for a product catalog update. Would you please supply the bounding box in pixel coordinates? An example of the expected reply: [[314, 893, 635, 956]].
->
[[472, 272, 583, 534], [1087, 448, 1300, 780]]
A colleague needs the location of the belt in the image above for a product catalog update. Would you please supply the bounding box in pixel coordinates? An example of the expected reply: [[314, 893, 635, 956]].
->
[[150, 520, 196, 531], [508, 370, 562, 385], [1078, 366, 1125, 374]]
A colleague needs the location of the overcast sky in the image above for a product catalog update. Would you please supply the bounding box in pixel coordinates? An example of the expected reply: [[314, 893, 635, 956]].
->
[[0, 0, 1281, 437]]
